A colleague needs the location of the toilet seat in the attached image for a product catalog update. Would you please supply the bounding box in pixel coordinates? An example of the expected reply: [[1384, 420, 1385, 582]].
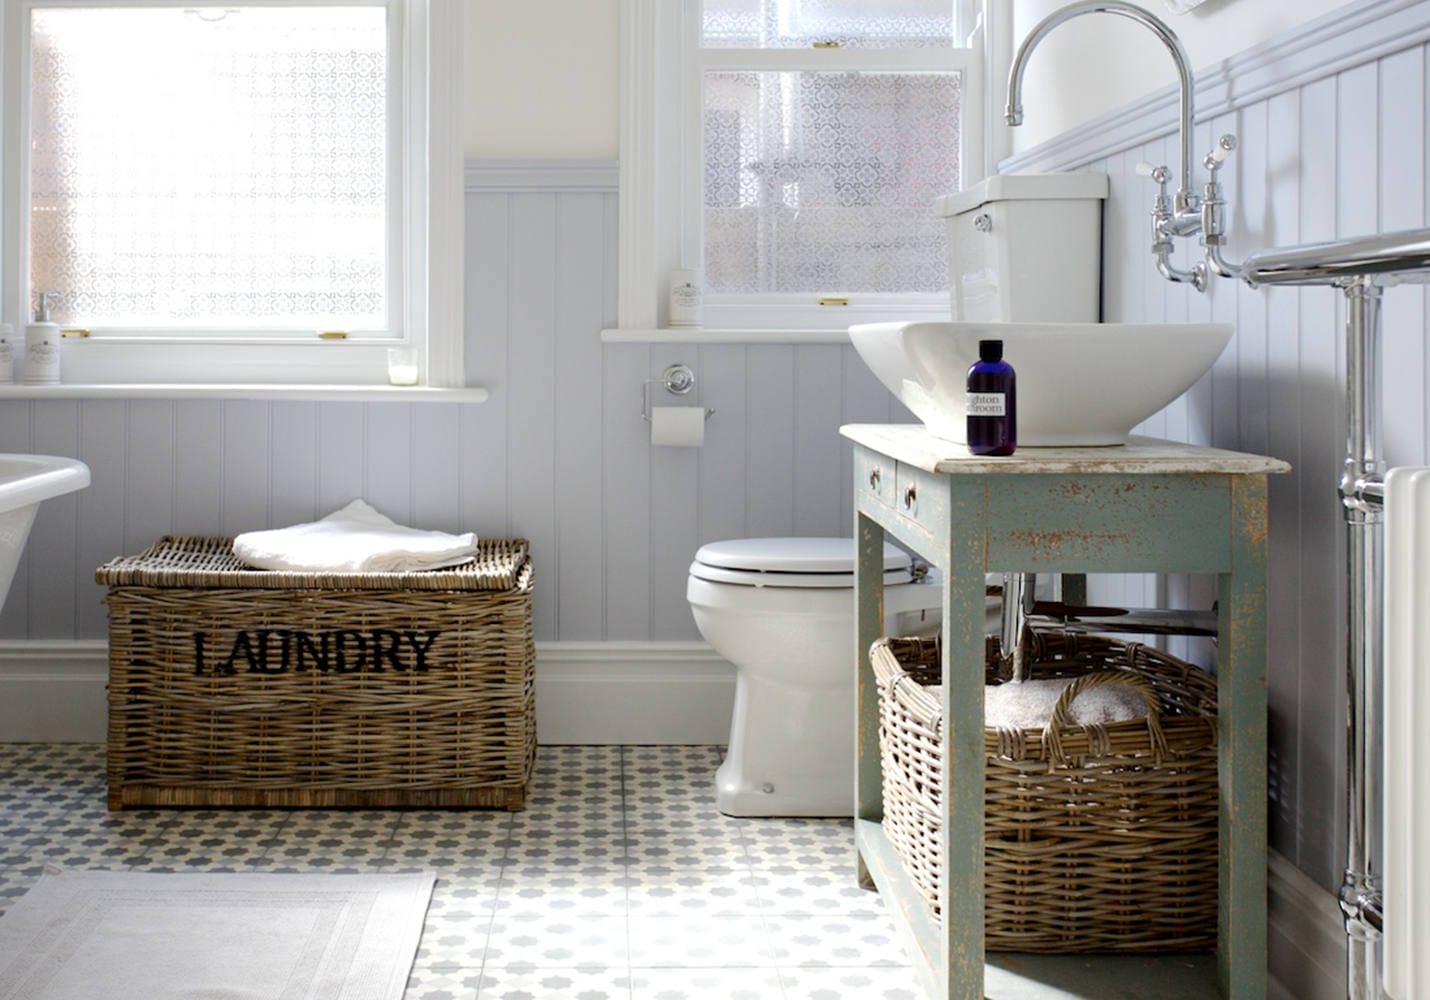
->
[[689, 537, 916, 589]]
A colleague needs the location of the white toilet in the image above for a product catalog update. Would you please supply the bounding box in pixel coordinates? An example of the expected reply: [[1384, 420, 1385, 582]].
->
[[688, 537, 942, 817]]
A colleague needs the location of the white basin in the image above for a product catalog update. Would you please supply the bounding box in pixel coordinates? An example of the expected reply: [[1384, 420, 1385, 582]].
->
[[849, 321, 1234, 447], [0, 454, 91, 611]]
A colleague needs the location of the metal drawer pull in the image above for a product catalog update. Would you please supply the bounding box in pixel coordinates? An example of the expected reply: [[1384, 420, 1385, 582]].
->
[[904, 485, 917, 509], [869, 468, 881, 490]]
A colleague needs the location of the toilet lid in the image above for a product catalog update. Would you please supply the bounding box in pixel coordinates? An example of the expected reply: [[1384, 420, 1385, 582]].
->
[[690, 537, 915, 589]]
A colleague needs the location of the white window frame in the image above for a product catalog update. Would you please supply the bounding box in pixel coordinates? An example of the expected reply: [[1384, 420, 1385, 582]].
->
[[0, 0, 464, 387], [618, 0, 990, 333]]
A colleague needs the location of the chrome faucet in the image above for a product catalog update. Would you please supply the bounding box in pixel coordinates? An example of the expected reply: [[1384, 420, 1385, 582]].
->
[[1006, 0, 1240, 292]]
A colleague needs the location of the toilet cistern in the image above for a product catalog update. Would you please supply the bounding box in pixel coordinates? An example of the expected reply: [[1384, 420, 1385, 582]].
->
[[1005, 0, 1244, 291]]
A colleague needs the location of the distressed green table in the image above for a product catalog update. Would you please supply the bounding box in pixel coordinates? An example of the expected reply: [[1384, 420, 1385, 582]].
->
[[842, 425, 1290, 1000]]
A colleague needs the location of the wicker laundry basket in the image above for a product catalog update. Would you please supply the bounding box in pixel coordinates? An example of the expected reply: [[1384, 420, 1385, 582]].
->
[[97, 535, 535, 811], [871, 630, 1219, 953]]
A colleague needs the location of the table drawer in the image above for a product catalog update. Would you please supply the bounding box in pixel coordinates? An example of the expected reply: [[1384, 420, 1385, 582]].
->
[[855, 448, 895, 508], [895, 461, 941, 533]]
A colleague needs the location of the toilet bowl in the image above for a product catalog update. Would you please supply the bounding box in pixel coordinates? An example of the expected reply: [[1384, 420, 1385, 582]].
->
[[688, 536, 943, 817]]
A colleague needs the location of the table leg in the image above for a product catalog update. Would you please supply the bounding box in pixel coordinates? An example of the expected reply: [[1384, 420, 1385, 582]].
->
[[939, 481, 993, 1000], [1216, 476, 1270, 999], [856, 511, 886, 890]]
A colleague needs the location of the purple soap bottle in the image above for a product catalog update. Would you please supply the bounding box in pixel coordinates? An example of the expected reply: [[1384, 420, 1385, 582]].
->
[[966, 339, 1016, 456]]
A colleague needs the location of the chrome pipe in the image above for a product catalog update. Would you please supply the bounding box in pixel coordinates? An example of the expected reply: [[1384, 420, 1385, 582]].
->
[[1000, 572, 1036, 681], [1241, 228, 1430, 287], [1006, 1, 1199, 221], [1338, 280, 1385, 1000]]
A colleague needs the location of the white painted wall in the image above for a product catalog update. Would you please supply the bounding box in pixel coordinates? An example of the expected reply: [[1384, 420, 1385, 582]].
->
[[1008, 0, 1355, 153], [463, 0, 620, 160]]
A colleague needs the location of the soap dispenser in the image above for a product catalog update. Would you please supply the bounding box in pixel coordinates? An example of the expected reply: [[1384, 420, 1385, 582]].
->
[[24, 292, 60, 385]]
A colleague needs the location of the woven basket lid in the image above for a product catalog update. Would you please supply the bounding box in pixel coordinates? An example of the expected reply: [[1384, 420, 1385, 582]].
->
[[96, 535, 529, 592]]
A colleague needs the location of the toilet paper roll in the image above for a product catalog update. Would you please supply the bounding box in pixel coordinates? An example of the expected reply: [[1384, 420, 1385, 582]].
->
[[650, 405, 706, 447]]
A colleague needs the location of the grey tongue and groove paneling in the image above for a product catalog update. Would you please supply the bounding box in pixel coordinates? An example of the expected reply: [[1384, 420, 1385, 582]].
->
[[1024, 15, 1430, 891], [0, 168, 903, 652]]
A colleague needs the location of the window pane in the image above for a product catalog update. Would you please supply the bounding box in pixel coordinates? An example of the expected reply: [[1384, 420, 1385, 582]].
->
[[704, 71, 959, 295], [29, 7, 388, 329], [702, 0, 954, 49]]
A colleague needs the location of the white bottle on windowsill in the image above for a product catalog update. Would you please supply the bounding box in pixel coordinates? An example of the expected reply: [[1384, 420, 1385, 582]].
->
[[668, 269, 702, 328], [0, 323, 14, 384], [24, 293, 61, 385]]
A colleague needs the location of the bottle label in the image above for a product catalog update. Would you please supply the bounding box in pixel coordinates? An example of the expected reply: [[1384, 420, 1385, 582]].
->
[[967, 392, 1006, 417]]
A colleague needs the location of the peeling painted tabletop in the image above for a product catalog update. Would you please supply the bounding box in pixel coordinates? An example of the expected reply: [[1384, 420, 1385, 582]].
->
[[840, 424, 1293, 476]]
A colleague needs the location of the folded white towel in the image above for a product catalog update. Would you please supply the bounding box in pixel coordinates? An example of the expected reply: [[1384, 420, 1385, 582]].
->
[[983, 677, 1148, 730], [233, 499, 478, 573]]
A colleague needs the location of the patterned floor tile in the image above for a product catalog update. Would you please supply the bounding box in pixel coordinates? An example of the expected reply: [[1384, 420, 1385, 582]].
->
[[0, 744, 928, 998], [503, 819, 631, 866], [0, 866, 41, 916], [0, 745, 105, 793], [529, 746, 624, 790], [134, 810, 286, 871], [497, 866, 629, 914], [747, 867, 889, 917], [12, 802, 162, 868], [763, 915, 907, 967], [415, 910, 496, 969], [261, 809, 402, 870], [627, 914, 777, 968], [384, 814, 511, 869], [404, 966, 482, 1000], [484, 911, 630, 969], [623, 865, 761, 917], [623, 827, 749, 868], [778, 966, 922, 999], [628, 966, 785, 999], [477, 966, 632, 1000], [739, 820, 855, 869]]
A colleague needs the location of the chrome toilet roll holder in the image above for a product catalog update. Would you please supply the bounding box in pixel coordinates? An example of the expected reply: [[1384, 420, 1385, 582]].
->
[[641, 363, 715, 422]]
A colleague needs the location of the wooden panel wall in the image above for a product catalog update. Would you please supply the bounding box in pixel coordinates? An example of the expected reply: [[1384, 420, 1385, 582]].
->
[[1069, 42, 1430, 888], [0, 183, 900, 651]]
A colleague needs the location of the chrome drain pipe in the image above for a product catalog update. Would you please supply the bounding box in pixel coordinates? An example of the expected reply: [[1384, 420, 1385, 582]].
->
[[1337, 279, 1385, 1000]]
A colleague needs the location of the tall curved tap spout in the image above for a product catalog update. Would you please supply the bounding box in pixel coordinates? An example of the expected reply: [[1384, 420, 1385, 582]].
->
[[1006, 1, 1197, 219]]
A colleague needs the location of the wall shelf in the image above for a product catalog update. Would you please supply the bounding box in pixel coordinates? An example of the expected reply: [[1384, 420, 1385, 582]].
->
[[0, 384, 490, 403], [600, 328, 850, 345]]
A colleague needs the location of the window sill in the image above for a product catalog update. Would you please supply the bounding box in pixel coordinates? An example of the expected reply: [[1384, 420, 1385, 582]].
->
[[0, 383, 490, 403], [600, 328, 850, 345]]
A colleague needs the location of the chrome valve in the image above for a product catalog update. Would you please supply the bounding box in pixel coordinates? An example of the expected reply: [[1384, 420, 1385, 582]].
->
[[1201, 134, 1245, 280], [1137, 160, 1206, 291]]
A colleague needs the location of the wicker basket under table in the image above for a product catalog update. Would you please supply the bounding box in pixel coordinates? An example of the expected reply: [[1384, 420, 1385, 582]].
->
[[97, 536, 535, 811], [871, 630, 1219, 954]]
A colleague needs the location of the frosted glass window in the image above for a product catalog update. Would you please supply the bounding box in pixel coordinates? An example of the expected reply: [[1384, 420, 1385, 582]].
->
[[28, 6, 389, 330], [702, 0, 954, 49], [704, 71, 960, 295]]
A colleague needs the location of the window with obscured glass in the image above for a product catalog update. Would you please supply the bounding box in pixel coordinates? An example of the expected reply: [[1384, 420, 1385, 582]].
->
[[696, 0, 970, 308], [26, 5, 393, 335]]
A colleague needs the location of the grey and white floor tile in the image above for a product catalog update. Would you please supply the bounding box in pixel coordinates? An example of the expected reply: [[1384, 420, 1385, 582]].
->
[[0, 743, 919, 998], [627, 914, 779, 969], [135, 809, 287, 871], [264, 809, 402, 872], [628, 966, 785, 999], [778, 966, 925, 999], [476, 965, 633, 1000]]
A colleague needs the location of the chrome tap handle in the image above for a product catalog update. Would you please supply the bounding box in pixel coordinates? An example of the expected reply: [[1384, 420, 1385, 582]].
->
[[1201, 134, 1245, 280], [1203, 133, 1236, 174], [1136, 160, 1171, 195], [1137, 162, 1175, 248]]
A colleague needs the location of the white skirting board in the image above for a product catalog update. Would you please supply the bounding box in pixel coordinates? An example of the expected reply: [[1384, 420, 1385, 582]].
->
[[0, 639, 735, 745]]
